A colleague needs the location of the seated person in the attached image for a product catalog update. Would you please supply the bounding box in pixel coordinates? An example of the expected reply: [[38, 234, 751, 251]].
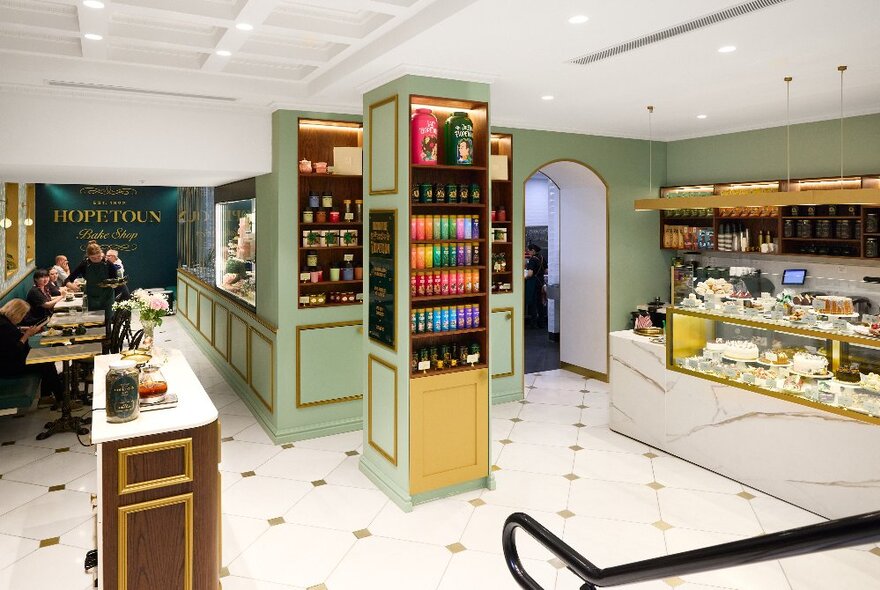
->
[[24, 269, 63, 326], [65, 243, 118, 313], [0, 299, 63, 402], [47, 268, 67, 297], [51, 255, 70, 286]]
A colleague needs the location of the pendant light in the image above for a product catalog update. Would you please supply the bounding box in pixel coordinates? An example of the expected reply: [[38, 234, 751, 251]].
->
[[838, 65, 847, 179], [647, 105, 654, 194], [784, 76, 792, 190]]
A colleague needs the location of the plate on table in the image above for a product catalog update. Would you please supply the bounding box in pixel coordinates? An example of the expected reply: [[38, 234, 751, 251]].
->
[[721, 354, 759, 364]]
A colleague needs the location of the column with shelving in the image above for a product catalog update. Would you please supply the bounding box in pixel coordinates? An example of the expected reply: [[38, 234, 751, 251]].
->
[[362, 77, 493, 510], [490, 134, 513, 292]]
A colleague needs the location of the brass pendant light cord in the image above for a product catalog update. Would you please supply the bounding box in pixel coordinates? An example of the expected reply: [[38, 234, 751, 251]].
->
[[839, 66, 845, 178], [647, 105, 654, 193], [784, 76, 792, 189]]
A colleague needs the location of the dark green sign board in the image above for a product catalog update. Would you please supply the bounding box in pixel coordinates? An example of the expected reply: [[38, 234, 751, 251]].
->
[[368, 210, 395, 349], [35, 184, 178, 292]]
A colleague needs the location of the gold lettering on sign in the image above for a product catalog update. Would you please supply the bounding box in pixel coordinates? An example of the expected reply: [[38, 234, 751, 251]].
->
[[53, 210, 161, 223], [78, 186, 138, 197]]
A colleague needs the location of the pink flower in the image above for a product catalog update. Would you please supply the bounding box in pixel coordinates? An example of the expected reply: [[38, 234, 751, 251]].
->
[[149, 297, 169, 311]]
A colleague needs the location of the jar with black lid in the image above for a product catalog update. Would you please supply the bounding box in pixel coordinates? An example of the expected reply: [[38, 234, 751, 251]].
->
[[106, 360, 140, 423]]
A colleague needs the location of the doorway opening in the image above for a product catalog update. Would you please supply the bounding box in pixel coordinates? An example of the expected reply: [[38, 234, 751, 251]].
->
[[524, 161, 609, 379]]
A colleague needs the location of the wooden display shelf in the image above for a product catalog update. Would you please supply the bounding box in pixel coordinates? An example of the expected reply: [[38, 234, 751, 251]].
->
[[491, 179, 512, 184], [782, 215, 862, 220], [491, 220, 512, 225], [411, 362, 488, 379], [299, 279, 363, 288], [411, 327, 487, 340], [412, 164, 487, 171], [781, 238, 861, 243], [299, 173, 362, 179], [714, 216, 779, 221], [301, 245, 362, 250], [301, 301, 362, 308], [492, 241, 512, 245], [410, 266, 486, 273], [300, 222, 362, 228], [412, 202, 486, 208], [413, 292, 486, 302]]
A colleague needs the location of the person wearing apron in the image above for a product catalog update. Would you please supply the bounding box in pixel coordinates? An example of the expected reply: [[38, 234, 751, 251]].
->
[[65, 243, 118, 318]]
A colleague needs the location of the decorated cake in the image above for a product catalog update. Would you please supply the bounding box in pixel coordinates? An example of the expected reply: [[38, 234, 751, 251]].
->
[[813, 296, 854, 315], [792, 294, 814, 306], [725, 340, 759, 360], [705, 338, 727, 352], [761, 351, 789, 365], [862, 373, 880, 393], [792, 352, 829, 375], [834, 364, 861, 384]]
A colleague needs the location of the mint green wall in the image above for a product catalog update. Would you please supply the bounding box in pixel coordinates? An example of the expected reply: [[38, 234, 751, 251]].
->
[[667, 113, 880, 185], [488, 126, 670, 397]]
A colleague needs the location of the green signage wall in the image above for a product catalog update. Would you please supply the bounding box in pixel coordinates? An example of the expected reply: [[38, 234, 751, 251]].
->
[[36, 184, 178, 291]]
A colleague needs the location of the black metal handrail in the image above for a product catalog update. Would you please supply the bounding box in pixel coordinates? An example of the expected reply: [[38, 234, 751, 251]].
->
[[503, 510, 880, 589]]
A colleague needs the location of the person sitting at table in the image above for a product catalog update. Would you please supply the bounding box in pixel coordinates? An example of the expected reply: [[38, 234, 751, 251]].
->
[[47, 268, 68, 297], [24, 269, 64, 326], [65, 243, 118, 314], [51, 255, 70, 286], [0, 299, 63, 403]]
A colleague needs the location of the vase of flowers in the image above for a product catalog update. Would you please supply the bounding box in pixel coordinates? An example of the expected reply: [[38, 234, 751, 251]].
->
[[114, 290, 170, 349]]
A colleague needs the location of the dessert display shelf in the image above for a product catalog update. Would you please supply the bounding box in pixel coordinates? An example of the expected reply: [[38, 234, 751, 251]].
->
[[609, 325, 880, 519]]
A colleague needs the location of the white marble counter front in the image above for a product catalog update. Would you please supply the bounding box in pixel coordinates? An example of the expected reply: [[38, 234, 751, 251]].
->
[[608, 330, 880, 519], [91, 348, 218, 444]]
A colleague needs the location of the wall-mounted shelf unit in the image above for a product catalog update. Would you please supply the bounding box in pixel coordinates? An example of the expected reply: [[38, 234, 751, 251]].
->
[[490, 133, 513, 293]]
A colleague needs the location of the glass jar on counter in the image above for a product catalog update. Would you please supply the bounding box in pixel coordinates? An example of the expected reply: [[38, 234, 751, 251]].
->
[[138, 366, 168, 401], [783, 219, 794, 238], [866, 213, 879, 234], [867, 238, 879, 258], [834, 219, 852, 240], [815, 220, 832, 239], [106, 361, 140, 423]]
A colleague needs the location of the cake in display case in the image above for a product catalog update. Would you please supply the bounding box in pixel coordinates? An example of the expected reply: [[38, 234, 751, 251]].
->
[[215, 198, 256, 307], [668, 307, 880, 422]]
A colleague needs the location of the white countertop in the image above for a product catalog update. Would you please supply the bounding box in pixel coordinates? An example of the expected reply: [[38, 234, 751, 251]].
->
[[610, 329, 666, 349], [91, 348, 218, 444]]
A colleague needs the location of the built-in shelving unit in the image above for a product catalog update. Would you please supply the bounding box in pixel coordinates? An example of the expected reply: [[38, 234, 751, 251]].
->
[[490, 134, 513, 293], [297, 118, 365, 307]]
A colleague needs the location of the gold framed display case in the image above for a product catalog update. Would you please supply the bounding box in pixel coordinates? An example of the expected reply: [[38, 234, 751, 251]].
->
[[215, 197, 256, 308], [667, 307, 880, 425]]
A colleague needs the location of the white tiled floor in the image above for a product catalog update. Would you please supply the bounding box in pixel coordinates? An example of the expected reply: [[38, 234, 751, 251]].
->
[[0, 316, 878, 589]]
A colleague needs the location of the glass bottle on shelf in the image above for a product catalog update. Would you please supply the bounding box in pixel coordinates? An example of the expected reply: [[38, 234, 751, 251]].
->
[[322, 192, 333, 209], [308, 191, 320, 209], [343, 200, 353, 222], [302, 208, 313, 223], [330, 208, 340, 223], [355, 199, 363, 223], [315, 207, 327, 223], [342, 258, 354, 281]]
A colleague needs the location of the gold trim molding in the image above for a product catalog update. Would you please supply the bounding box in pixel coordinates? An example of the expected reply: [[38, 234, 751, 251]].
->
[[368, 354, 398, 466], [247, 326, 275, 413], [212, 302, 229, 360], [368, 94, 399, 195], [490, 307, 515, 379], [118, 438, 194, 495], [176, 269, 277, 333], [118, 493, 193, 590], [296, 321, 364, 408], [559, 362, 609, 383]]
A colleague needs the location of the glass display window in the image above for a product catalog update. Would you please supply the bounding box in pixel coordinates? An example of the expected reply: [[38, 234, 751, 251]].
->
[[215, 198, 256, 307]]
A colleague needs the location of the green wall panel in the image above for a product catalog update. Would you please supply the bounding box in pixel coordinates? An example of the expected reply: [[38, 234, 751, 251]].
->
[[298, 323, 362, 406], [368, 97, 398, 194], [177, 280, 186, 319], [250, 328, 273, 411], [199, 294, 213, 342], [229, 313, 248, 380], [368, 355, 397, 464], [667, 113, 880, 185], [186, 284, 198, 322], [489, 308, 514, 378], [213, 303, 228, 358]]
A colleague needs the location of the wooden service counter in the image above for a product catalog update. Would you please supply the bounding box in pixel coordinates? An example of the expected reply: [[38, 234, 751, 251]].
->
[[91, 349, 220, 590]]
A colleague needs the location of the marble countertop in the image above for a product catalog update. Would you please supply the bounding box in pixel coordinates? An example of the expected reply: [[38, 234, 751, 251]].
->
[[91, 348, 218, 444], [610, 329, 666, 349]]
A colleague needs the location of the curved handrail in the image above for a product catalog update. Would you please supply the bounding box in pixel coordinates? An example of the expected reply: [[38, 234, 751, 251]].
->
[[503, 510, 880, 589]]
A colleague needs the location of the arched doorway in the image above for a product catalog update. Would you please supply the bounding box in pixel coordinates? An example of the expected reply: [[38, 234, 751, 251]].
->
[[524, 160, 609, 379]]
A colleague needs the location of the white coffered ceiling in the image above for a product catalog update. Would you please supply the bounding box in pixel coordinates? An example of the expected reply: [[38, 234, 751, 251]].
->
[[1, 0, 879, 140]]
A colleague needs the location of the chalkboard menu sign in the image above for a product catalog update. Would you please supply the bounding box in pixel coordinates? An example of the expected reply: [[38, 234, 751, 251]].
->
[[368, 210, 396, 349]]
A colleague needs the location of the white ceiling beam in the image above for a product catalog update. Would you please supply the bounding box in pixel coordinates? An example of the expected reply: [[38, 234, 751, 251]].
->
[[202, 0, 282, 72], [76, 0, 110, 60]]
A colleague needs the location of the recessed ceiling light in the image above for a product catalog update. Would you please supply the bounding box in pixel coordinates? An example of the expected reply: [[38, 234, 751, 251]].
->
[[541, 95, 554, 101], [697, 114, 708, 119], [83, 33, 103, 41], [718, 45, 737, 53], [235, 23, 254, 31], [216, 50, 232, 57], [83, 0, 105, 8], [568, 15, 589, 24]]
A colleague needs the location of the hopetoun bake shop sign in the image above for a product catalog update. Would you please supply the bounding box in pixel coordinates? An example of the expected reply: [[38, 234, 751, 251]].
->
[[368, 210, 396, 350], [36, 184, 178, 291]]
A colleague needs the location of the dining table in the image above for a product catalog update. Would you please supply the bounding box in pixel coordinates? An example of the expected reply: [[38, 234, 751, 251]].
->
[[47, 309, 107, 329]]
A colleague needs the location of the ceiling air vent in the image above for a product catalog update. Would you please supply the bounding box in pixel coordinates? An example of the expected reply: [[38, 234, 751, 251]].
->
[[46, 80, 237, 102], [568, 0, 791, 66]]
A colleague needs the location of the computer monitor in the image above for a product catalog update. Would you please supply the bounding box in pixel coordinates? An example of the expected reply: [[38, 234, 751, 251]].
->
[[782, 269, 807, 285]]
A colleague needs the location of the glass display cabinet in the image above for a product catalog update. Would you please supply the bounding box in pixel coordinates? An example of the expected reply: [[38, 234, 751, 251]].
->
[[215, 198, 256, 307], [668, 307, 880, 423]]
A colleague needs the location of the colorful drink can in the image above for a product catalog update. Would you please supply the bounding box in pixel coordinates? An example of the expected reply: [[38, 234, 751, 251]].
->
[[434, 183, 446, 203], [440, 243, 449, 267], [469, 183, 481, 203], [447, 244, 457, 267], [432, 216, 441, 238], [472, 243, 480, 265], [471, 268, 480, 293], [457, 243, 466, 266], [456, 216, 465, 239], [457, 270, 465, 293], [416, 309, 426, 333], [423, 244, 433, 268], [439, 215, 449, 240], [446, 184, 458, 203], [415, 215, 426, 240], [410, 217, 418, 240], [411, 310, 417, 334], [440, 271, 449, 295], [433, 244, 442, 268], [464, 305, 473, 329], [458, 184, 469, 202], [410, 246, 418, 270], [410, 274, 417, 296], [472, 304, 480, 328], [425, 308, 433, 333], [433, 271, 442, 296], [411, 184, 420, 203], [416, 246, 425, 269], [433, 308, 442, 333], [416, 272, 426, 296], [441, 307, 450, 331], [464, 268, 473, 292], [464, 243, 472, 266], [457, 305, 466, 330], [463, 216, 472, 239], [471, 215, 479, 238], [424, 214, 433, 240], [419, 183, 433, 203]]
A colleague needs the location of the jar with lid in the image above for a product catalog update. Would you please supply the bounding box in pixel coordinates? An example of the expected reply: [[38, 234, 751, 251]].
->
[[783, 219, 794, 238], [355, 199, 363, 222], [106, 360, 140, 423], [796, 219, 812, 239], [329, 209, 341, 223], [411, 108, 438, 165], [867, 238, 879, 258], [444, 111, 474, 165], [342, 259, 354, 281], [497, 204, 507, 222], [302, 209, 314, 223], [815, 220, 832, 239], [322, 192, 333, 209], [315, 208, 327, 223], [343, 200, 353, 222], [138, 366, 168, 401], [308, 191, 320, 209], [866, 213, 879, 234], [835, 219, 852, 240]]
